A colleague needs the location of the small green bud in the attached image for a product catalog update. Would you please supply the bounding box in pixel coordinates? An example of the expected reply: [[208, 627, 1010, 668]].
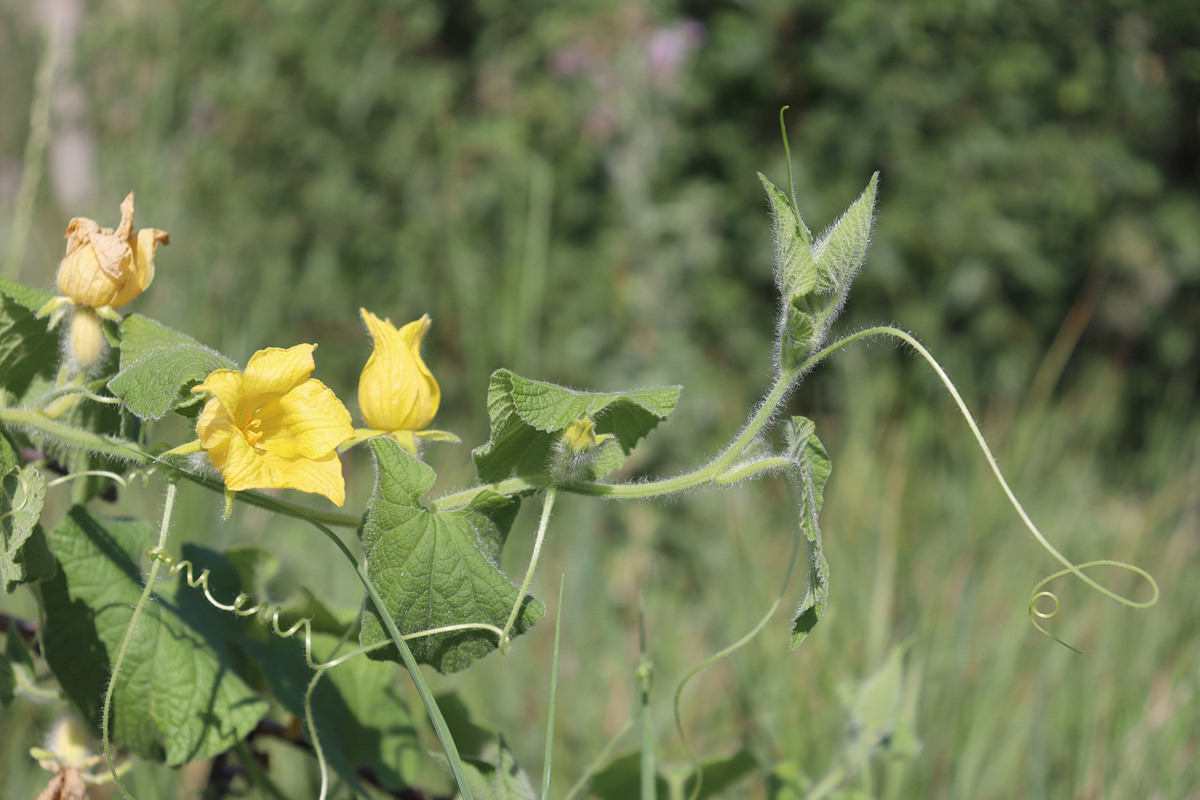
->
[[768, 172, 880, 371], [550, 416, 614, 482], [562, 416, 612, 453]]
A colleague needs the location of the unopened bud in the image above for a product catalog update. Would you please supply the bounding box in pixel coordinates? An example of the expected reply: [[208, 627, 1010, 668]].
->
[[550, 416, 614, 482], [66, 307, 108, 372]]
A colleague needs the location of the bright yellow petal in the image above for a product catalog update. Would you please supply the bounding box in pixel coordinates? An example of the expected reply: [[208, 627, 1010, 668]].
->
[[192, 369, 244, 420], [358, 310, 440, 432], [195, 395, 236, 454], [254, 378, 353, 460], [218, 433, 285, 492], [278, 451, 347, 506], [279, 379, 354, 457], [240, 344, 317, 407]]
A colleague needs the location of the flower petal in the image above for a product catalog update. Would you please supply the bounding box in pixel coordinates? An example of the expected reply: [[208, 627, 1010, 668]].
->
[[114, 227, 168, 306], [192, 369, 244, 422], [278, 451, 347, 506], [219, 432, 285, 492], [195, 396, 236, 456], [240, 344, 317, 407], [275, 378, 354, 458]]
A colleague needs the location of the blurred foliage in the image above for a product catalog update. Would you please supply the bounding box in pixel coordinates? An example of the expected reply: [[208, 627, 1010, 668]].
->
[[3, 0, 1196, 454]]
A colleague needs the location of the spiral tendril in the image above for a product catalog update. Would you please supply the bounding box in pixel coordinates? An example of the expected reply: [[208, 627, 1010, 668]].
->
[[147, 545, 506, 799], [148, 548, 506, 668], [1027, 559, 1159, 653]]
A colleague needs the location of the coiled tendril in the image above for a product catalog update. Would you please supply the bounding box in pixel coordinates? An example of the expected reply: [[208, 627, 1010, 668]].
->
[[145, 545, 504, 800]]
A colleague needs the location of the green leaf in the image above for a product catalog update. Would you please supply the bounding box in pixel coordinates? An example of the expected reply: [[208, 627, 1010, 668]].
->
[[767, 761, 812, 800], [675, 750, 759, 800], [0, 653, 11, 708], [433, 693, 536, 800], [591, 749, 757, 800], [782, 417, 832, 648], [811, 173, 878, 293], [30, 375, 140, 505], [359, 438, 544, 673], [0, 276, 59, 403], [473, 369, 681, 483], [109, 314, 236, 420], [759, 173, 815, 298], [440, 736, 536, 800], [590, 751, 667, 800], [40, 508, 267, 765], [242, 632, 419, 793], [836, 642, 920, 764], [1, 433, 50, 593]]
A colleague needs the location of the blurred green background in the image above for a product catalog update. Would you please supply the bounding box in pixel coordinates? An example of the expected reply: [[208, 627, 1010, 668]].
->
[[2, 0, 1197, 798]]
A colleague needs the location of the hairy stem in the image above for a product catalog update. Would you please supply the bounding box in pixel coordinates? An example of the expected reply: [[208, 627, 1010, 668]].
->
[[500, 486, 557, 649], [102, 481, 178, 800]]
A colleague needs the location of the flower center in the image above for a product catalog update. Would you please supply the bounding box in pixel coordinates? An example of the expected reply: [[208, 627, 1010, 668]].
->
[[240, 415, 264, 447]]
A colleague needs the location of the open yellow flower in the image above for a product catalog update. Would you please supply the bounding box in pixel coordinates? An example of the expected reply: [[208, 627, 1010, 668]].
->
[[191, 344, 354, 505], [356, 309, 456, 453], [55, 192, 168, 309]]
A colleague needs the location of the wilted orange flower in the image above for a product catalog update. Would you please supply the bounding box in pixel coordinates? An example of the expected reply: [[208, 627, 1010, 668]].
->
[[55, 192, 167, 308], [192, 344, 354, 505]]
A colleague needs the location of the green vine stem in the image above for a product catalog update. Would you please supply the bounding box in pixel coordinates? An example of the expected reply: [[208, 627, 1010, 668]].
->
[[102, 480, 179, 800], [637, 603, 656, 800], [230, 493, 479, 800], [301, 642, 387, 800], [0, 408, 362, 529], [541, 577, 566, 800], [813, 326, 1159, 613], [499, 486, 557, 651], [6, 317, 1156, 626]]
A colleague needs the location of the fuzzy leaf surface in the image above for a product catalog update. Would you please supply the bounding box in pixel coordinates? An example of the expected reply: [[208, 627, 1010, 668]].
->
[[811, 173, 878, 292], [473, 368, 681, 482], [759, 172, 815, 298], [1, 434, 52, 593], [109, 314, 236, 420], [0, 276, 58, 403], [40, 509, 267, 764], [359, 438, 543, 673], [782, 416, 832, 648]]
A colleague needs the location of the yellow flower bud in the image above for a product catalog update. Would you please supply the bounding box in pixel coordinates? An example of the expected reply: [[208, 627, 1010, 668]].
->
[[357, 310, 440, 436], [562, 416, 612, 453], [55, 192, 167, 308]]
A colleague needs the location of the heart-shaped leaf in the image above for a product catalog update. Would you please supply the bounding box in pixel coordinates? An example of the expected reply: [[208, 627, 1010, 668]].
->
[[360, 438, 543, 673]]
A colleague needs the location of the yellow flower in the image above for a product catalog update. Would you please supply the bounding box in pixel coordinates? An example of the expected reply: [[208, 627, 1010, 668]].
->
[[55, 192, 168, 309], [561, 416, 613, 453], [191, 344, 354, 505], [357, 309, 455, 453]]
